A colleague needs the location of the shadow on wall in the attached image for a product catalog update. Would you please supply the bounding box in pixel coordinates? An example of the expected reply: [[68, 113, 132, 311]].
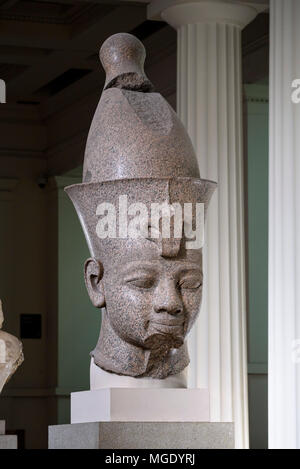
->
[[244, 83, 269, 449]]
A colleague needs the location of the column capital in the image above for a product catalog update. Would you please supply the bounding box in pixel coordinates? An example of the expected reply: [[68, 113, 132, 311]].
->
[[148, 0, 268, 29]]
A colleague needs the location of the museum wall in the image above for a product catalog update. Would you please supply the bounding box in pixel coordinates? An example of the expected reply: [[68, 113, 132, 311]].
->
[[55, 173, 99, 424], [0, 171, 52, 448], [244, 84, 269, 449]]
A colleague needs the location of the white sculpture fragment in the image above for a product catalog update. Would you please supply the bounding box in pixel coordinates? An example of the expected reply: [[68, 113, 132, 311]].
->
[[0, 300, 24, 393]]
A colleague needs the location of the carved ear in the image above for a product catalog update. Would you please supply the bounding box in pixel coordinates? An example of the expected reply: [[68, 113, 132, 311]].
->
[[84, 258, 105, 308]]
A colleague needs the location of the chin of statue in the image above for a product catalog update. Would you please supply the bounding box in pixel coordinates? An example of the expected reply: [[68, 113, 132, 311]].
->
[[143, 327, 185, 351]]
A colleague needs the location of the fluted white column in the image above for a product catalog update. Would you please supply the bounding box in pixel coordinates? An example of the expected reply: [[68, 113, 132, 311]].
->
[[269, 0, 300, 450], [149, 0, 265, 449]]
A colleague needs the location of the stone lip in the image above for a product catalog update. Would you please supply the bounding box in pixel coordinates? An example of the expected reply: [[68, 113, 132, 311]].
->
[[65, 176, 217, 219], [65, 176, 217, 194]]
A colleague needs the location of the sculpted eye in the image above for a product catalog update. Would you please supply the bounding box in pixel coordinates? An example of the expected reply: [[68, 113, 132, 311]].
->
[[179, 277, 202, 290], [125, 277, 155, 289]]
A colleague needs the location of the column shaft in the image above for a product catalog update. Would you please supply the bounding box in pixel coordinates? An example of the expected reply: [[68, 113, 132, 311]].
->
[[269, 0, 300, 449], [177, 22, 248, 449]]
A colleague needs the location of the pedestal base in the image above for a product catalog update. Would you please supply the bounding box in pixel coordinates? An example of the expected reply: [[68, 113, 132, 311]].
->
[[0, 435, 18, 449], [49, 421, 234, 449], [71, 388, 209, 424]]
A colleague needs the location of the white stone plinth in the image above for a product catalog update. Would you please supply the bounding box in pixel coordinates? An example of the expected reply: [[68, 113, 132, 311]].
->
[[49, 422, 234, 449], [0, 420, 5, 435], [0, 435, 17, 449], [71, 388, 209, 424]]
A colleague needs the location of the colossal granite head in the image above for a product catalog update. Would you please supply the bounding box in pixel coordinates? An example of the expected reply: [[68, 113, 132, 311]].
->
[[66, 33, 216, 380]]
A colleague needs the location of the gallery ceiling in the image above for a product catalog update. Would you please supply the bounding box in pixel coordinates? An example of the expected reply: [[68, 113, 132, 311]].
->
[[0, 1, 163, 109], [0, 1, 269, 109], [0, 1, 269, 176], [0, 1, 108, 24]]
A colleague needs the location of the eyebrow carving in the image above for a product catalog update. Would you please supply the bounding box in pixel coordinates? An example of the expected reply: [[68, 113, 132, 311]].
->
[[120, 260, 202, 273]]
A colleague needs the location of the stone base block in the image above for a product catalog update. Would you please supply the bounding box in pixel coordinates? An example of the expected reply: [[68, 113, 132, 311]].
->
[[71, 388, 209, 424], [0, 435, 18, 449], [0, 420, 5, 435], [49, 422, 234, 449]]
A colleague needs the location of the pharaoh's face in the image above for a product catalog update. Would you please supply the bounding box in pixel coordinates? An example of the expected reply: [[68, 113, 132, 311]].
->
[[100, 243, 203, 351]]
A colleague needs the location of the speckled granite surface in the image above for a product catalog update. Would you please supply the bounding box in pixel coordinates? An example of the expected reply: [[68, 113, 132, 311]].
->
[[49, 422, 234, 449], [65, 33, 217, 381]]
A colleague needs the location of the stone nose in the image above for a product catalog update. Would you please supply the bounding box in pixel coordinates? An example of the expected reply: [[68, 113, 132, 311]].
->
[[153, 279, 183, 316]]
